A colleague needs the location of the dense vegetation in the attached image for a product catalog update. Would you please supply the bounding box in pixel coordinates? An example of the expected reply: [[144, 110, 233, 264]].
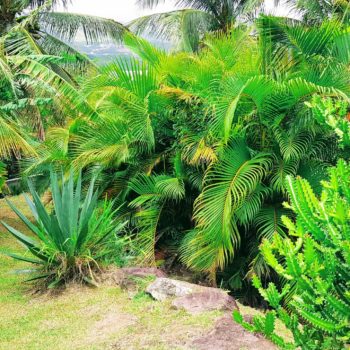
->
[[1, 0, 350, 348], [234, 160, 350, 349], [3, 170, 127, 287]]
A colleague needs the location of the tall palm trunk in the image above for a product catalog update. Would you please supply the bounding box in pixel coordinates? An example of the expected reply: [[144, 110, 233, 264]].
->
[[34, 106, 46, 141]]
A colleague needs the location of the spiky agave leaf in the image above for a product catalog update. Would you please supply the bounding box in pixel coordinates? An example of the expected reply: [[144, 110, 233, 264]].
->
[[1, 168, 125, 286]]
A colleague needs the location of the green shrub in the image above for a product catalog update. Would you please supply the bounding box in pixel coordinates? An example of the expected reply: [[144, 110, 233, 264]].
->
[[233, 159, 350, 350], [2, 170, 127, 288], [0, 161, 6, 194]]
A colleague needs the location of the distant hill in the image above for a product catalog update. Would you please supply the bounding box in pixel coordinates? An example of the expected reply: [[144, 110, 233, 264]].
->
[[71, 38, 172, 65]]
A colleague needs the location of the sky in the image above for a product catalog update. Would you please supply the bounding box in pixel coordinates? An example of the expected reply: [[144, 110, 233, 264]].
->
[[57, 0, 296, 24]]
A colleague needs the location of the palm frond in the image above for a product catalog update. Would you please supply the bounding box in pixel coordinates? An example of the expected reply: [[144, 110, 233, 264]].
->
[[9, 55, 97, 118], [123, 32, 167, 68], [71, 116, 130, 169], [181, 138, 271, 273], [129, 9, 212, 51], [274, 128, 312, 162], [0, 56, 19, 99], [128, 174, 185, 265], [235, 184, 272, 227], [270, 157, 299, 194], [155, 176, 185, 202], [0, 113, 36, 158], [254, 206, 291, 241], [38, 32, 96, 71], [39, 12, 127, 44], [214, 75, 278, 142]]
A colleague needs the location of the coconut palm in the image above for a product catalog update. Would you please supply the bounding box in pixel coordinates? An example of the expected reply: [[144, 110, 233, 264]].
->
[[0, 0, 128, 159], [131, 0, 265, 51], [0, 0, 126, 50], [282, 0, 350, 24]]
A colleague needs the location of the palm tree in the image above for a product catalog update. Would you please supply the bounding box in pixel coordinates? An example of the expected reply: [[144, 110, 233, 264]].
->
[[1, 0, 127, 57], [27, 20, 350, 296], [0, 0, 127, 157], [282, 0, 350, 24], [131, 0, 265, 51]]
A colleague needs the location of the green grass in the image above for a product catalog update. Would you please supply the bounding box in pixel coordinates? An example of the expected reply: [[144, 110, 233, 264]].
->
[[0, 194, 291, 350], [0, 195, 221, 350]]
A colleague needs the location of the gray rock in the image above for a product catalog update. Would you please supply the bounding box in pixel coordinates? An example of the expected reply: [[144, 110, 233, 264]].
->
[[172, 290, 238, 314], [146, 278, 239, 315], [146, 278, 197, 301]]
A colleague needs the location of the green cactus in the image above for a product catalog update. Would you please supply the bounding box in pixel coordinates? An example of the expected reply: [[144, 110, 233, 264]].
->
[[234, 159, 350, 350], [306, 96, 350, 148]]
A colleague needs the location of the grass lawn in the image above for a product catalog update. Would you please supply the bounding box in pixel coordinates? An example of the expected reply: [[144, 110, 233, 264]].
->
[[0, 195, 222, 350], [0, 195, 292, 350]]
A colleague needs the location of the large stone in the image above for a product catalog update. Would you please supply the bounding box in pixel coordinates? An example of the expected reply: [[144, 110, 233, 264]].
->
[[146, 278, 197, 301], [192, 313, 277, 350], [172, 290, 238, 314], [146, 278, 239, 315]]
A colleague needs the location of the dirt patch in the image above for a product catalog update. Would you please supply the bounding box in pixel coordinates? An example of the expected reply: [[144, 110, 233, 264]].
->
[[87, 310, 137, 343], [192, 313, 277, 350]]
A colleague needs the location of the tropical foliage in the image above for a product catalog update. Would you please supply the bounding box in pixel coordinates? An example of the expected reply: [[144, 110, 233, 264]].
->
[[18, 14, 350, 298], [2, 169, 127, 287], [0, 0, 126, 159], [284, 0, 350, 24], [132, 0, 265, 51], [0, 0, 350, 317], [234, 159, 350, 350], [132, 0, 350, 51], [0, 161, 6, 193]]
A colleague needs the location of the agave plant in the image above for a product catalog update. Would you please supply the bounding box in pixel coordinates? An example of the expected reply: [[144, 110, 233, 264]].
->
[[2, 169, 127, 287]]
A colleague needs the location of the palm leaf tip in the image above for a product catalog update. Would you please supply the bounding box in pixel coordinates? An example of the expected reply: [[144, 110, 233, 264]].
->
[[39, 12, 127, 44]]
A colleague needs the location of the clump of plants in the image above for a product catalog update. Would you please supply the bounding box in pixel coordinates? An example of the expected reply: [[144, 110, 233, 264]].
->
[[234, 159, 350, 349], [0, 161, 7, 194], [2, 169, 127, 288], [306, 95, 350, 148]]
